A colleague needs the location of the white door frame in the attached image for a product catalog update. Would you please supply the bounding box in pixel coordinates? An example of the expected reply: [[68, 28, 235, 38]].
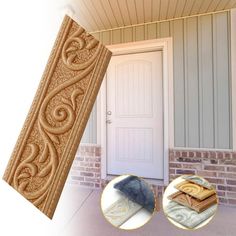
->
[[231, 9, 236, 151], [97, 38, 174, 185]]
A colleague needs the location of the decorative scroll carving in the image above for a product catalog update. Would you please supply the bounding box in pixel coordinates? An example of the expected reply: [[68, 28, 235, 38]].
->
[[165, 201, 217, 229], [3, 15, 111, 218], [62, 27, 101, 70], [182, 175, 213, 189], [104, 196, 143, 227], [175, 181, 216, 200]]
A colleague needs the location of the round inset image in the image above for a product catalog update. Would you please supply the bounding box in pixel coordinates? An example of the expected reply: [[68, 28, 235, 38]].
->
[[163, 175, 218, 230], [101, 175, 156, 230]]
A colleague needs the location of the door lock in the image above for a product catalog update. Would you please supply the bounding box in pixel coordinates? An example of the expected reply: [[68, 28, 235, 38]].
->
[[107, 111, 112, 115], [106, 120, 112, 124]]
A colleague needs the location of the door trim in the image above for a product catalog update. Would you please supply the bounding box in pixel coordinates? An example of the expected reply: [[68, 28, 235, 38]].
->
[[231, 9, 236, 151], [97, 38, 174, 185]]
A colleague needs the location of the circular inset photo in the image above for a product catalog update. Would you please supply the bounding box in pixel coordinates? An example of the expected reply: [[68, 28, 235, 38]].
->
[[101, 174, 156, 230], [162, 175, 218, 230]]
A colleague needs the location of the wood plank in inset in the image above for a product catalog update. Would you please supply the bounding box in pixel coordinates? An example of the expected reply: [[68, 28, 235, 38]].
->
[[175, 181, 216, 200], [182, 175, 214, 189], [168, 191, 217, 213]]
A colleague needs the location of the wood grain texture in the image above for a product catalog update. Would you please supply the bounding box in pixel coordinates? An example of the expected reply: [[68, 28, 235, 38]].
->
[[2, 15, 111, 219], [168, 191, 217, 213], [182, 175, 214, 189], [175, 181, 216, 200]]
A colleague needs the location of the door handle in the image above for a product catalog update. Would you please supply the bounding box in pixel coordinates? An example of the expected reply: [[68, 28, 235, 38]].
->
[[107, 111, 112, 115], [106, 120, 112, 124]]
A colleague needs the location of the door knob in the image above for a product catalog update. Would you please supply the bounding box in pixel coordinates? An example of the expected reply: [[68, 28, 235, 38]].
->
[[106, 120, 112, 124], [107, 111, 112, 115]]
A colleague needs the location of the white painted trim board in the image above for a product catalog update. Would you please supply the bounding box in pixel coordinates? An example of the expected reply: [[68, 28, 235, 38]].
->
[[231, 9, 236, 151]]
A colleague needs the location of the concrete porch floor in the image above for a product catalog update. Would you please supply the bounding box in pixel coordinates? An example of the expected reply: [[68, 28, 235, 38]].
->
[[55, 185, 236, 236]]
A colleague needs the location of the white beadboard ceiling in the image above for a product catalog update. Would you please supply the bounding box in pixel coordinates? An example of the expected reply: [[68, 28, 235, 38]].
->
[[69, 0, 236, 32]]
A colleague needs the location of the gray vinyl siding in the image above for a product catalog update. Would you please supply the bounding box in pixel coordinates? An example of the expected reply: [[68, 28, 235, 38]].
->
[[81, 101, 97, 143], [81, 11, 232, 149], [198, 15, 215, 148], [213, 13, 231, 149]]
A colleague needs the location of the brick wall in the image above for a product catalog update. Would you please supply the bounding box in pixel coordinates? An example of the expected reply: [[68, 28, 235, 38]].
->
[[169, 149, 236, 206], [67, 145, 101, 188], [68, 145, 236, 206]]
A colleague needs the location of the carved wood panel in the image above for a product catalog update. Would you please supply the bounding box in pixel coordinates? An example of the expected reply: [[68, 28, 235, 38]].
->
[[3, 15, 111, 218]]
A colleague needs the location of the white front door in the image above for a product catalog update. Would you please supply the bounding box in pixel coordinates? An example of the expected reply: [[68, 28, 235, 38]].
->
[[106, 51, 164, 179]]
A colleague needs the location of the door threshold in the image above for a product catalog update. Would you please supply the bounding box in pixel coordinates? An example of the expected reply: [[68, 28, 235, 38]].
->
[[104, 174, 165, 186]]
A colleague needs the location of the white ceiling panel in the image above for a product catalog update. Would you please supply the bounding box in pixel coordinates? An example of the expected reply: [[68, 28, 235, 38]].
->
[[159, 0, 169, 20], [166, 0, 178, 19], [144, 0, 153, 22], [152, 0, 161, 22], [69, 0, 236, 32]]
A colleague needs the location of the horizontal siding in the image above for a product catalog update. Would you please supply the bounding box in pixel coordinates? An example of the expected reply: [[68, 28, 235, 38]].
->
[[83, 11, 232, 149]]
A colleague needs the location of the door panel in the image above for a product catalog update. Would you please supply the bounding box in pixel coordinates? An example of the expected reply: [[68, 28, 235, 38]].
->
[[106, 51, 163, 179], [115, 60, 153, 117]]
